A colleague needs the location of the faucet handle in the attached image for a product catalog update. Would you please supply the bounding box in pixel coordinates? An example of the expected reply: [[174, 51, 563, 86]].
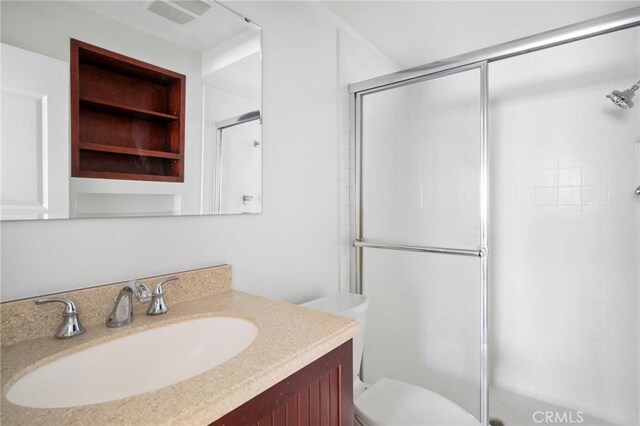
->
[[36, 297, 79, 313], [151, 275, 179, 296], [147, 275, 179, 316], [128, 280, 152, 302], [35, 297, 85, 338]]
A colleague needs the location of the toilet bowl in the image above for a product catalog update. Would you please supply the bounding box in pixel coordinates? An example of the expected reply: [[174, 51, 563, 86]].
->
[[302, 293, 479, 426]]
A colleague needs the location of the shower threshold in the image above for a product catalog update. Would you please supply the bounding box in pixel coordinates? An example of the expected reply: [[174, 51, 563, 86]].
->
[[490, 388, 613, 426]]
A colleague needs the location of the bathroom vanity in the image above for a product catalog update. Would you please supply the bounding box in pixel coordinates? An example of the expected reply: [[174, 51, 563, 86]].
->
[[212, 340, 352, 426], [0, 265, 358, 425]]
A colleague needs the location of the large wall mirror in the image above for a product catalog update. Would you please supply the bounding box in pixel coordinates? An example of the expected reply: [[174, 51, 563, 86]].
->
[[0, 0, 262, 220]]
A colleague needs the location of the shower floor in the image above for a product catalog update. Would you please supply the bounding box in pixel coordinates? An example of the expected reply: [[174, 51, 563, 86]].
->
[[490, 388, 612, 426]]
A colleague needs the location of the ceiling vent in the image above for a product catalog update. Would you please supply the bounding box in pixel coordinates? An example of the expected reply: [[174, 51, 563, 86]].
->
[[147, 0, 213, 25]]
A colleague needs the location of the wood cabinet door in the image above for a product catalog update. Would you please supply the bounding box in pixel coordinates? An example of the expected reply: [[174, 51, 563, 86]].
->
[[211, 340, 353, 426]]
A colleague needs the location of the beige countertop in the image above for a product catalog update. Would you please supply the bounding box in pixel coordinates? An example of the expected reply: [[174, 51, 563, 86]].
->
[[0, 266, 359, 425]]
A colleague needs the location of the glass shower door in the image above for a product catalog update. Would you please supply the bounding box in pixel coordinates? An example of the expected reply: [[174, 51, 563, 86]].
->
[[214, 114, 262, 214], [355, 64, 488, 423]]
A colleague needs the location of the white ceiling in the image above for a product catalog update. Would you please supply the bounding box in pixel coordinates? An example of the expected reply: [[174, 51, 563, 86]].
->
[[321, 1, 639, 69], [74, 1, 255, 53]]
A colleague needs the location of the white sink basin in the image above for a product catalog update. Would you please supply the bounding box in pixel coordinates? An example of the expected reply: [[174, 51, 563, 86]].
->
[[7, 317, 257, 408]]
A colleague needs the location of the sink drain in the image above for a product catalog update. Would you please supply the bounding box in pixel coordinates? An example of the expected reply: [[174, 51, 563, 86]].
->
[[489, 418, 505, 426]]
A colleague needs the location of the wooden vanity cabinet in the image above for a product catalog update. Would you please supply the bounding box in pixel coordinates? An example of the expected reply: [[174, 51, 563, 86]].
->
[[211, 340, 353, 426]]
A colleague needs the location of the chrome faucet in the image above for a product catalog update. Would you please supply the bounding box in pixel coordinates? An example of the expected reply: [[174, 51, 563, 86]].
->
[[35, 297, 85, 338], [106, 280, 152, 328], [147, 275, 179, 316]]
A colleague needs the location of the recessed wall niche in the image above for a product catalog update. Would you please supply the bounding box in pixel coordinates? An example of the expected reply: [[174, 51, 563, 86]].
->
[[70, 39, 186, 182]]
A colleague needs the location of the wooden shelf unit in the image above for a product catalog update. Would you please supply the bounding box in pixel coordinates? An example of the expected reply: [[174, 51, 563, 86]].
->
[[71, 39, 186, 182]]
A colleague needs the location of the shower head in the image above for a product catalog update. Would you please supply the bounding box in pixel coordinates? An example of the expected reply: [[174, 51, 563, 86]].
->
[[607, 80, 640, 109]]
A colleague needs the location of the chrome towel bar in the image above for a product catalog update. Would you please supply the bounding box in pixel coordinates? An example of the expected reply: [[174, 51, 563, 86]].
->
[[353, 240, 485, 258]]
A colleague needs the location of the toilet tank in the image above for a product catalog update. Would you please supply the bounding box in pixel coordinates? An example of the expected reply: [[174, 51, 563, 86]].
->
[[301, 293, 369, 382]]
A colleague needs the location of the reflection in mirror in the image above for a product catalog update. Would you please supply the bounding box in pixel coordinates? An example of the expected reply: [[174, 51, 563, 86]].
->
[[0, 0, 262, 220], [214, 111, 262, 214]]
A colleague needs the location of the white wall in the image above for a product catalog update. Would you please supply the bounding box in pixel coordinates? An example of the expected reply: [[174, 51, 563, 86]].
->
[[490, 27, 640, 424], [1, 1, 345, 302]]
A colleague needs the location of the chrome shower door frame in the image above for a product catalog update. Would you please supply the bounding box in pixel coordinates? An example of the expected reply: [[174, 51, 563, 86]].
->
[[349, 7, 640, 95], [351, 61, 490, 425], [349, 9, 640, 426]]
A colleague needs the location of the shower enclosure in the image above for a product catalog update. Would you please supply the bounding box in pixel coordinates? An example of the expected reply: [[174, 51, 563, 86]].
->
[[350, 7, 640, 426]]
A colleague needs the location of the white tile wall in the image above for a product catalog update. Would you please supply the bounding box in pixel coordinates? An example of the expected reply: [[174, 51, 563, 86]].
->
[[361, 249, 483, 418], [490, 27, 640, 425], [362, 71, 482, 249], [357, 67, 484, 417]]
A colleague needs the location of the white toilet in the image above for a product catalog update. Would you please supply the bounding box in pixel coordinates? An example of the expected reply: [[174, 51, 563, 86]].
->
[[302, 292, 479, 426]]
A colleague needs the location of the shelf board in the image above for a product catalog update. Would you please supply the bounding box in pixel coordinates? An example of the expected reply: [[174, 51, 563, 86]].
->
[[76, 40, 184, 84], [79, 142, 181, 160], [75, 170, 183, 182], [79, 96, 178, 122]]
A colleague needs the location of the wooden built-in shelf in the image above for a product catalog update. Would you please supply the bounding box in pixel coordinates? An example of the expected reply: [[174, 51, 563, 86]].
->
[[71, 39, 186, 182], [74, 170, 183, 183], [79, 96, 179, 122], [79, 142, 182, 159]]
